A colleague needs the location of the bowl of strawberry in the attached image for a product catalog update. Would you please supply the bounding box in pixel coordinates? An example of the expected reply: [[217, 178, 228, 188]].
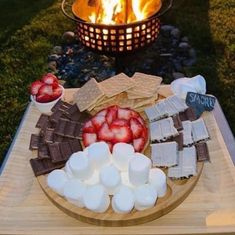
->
[[82, 105, 148, 153], [30, 73, 64, 113]]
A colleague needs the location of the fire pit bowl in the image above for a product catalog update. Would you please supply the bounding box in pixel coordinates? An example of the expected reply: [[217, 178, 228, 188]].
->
[[62, 0, 173, 55]]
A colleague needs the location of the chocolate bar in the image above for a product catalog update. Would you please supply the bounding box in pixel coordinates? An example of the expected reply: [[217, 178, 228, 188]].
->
[[30, 158, 65, 176], [51, 100, 73, 113], [36, 114, 50, 128], [60, 142, 73, 160], [38, 144, 50, 159], [172, 114, 183, 131], [54, 119, 67, 136], [50, 109, 69, 124], [44, 128, 54, 143], [69, 139, 82, 152], [195, 142, 210, 162], [179, 107, 197, 122], [29, 134, 42, 150], [48, 143, 64, 163]]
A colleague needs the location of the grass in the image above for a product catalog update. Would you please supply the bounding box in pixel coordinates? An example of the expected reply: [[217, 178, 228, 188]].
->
[[0, 0, 234, 164]]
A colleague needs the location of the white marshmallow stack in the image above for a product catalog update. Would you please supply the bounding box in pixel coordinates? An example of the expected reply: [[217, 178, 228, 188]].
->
[[134, 184, 158, 211], [112, 143, 135, 171], [128, 153, 151, 186], [99, 165, 121, 195], [83, 185, 110, 213], [63, 179, 86, 208], [47, 169, 68, 196], [68, 151, 93, 180], [112, 186, 135, 214], [84, 170, 100, 185], [149, 168, 167, 197], [88, 142, 111, 170]]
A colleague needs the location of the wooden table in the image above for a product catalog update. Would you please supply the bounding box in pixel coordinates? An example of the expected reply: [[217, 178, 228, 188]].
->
[[0, 88, 235, 235]]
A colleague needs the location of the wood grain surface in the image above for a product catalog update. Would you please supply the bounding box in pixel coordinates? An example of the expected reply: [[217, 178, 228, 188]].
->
[[0, 88, 235, 234]]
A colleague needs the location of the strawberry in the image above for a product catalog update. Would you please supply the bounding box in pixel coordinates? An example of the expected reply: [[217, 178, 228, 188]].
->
[[82, 133, 97, 147], [106, 106, 117, 125], [36, 94, 53, 103], [137, 116, 145, 126], [117, 107, 132, 120], [141, 127, 148, 139], [83, 120, 96, 133], [98, 123, 114, 141], [51, 86, 63, 100], [110, 124, 132, 143], [41, 73, 58, 85], [111, 119, 128, 127], [30, 80, 43, 95], [91, 115, 106, 130], [133, 137, 145, 152], [130, 110, 139, 119], [130, 118, 143, 139], [38, 84, 53, 96]]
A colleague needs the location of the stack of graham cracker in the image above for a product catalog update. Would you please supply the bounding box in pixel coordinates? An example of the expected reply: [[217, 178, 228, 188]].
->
[[73, 72, 162, 114]]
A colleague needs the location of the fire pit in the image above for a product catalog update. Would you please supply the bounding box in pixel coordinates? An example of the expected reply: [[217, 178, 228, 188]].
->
[[62, 0, 173, 54]]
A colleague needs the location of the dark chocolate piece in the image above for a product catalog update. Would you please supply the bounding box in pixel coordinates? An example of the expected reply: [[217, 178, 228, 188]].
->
[[54, 119, 67, 136], [48, 143, 64, 163], [195, 142, 210, 162], [172, 114, 183, 131], [38, 144, 50, 159], [30, 158, 64, 176], [53, 134, 65, 143], [60, 142, 73, 161], [51, 100, 72, 113], [51, 99, 63, 112], [29, 134, 42, 150], [73, 123, 83, 139], [64, 121, 77, 137], [50, 109, 68, 124], [44, 128, 54, 143], [179, 107, 197, 122], [172, 132, 184, 151], [69, 139, 82, 152], [36, 114, 49, 128]]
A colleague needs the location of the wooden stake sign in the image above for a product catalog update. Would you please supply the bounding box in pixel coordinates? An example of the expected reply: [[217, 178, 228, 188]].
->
[[186, 92, 216, 118]]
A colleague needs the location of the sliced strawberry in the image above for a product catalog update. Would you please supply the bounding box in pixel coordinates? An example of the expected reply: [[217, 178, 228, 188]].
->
[[82, 133, 97, 147], [96, 109, 107, 117], [137, 116, 145, 126], [38, 84, 53, 96], [41, 73, 58, 85], [117, 107, 132, 121], [130, 118, 143, 139], [30, 80, 43, 95], [36, 94, 53, 103], [51, 86, 63, 100], [83, 120, 96, 133], [111, 119, 128, 127], [110, 124, 132, 144], [91, 115, 106, 131], [106, 107, 117, 125], [98, 123, 114, 142], [130, 110, 139, 119], [141, 127, 148, 139], [133, 137, 145, 152]]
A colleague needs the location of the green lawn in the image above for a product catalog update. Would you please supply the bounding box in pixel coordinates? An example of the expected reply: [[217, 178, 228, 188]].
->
[[0, 0, 234, 164]]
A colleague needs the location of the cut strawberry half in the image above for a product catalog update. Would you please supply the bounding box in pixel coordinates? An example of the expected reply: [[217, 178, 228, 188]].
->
[[36, 94, 53, 103], [41, 73, 58, 85], [130, 118, 143, 139], [117, 107, 132, 120], [111, 119, 129, 127], [51, 86, 63, 100], [91, 115, 106, 131], [82, 133, 97, 147], [110, 124, 132, 144], [98, 123, 114, 142], [106, 106, 118, 125], [141, 127, 148, 139], [83, 120, 96, 133], [30, 80, 43, 95], [38, 84, 53, 96], [133, 137, 145, 152], [137, 116, 145, 126]]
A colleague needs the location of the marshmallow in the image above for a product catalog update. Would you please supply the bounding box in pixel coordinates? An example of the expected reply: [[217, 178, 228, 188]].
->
[[63, 179, 86, 208], [112, 186, 135, 213], [99, 165, 121, 195], [112, 143, 135, 171], [68, 151, 93, 180], [64, 161, 74, 179], [120, 171, 135, 189], [149, 168, 167, 197], [47, 169, 68, 196], [84, 170, 100, 185], [134, 184, 157, 211], [128, 153, 151, 186], [88, 142, 111, 170], [83, 185, 110, 213]]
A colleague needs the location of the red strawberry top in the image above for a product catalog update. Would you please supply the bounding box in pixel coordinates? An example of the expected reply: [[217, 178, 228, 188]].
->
[[82, 105, 148, 153], [29, 73, 63, 103]]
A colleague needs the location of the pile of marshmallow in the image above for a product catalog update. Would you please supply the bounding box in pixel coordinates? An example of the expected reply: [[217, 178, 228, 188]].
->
[[47, 142, 167, 214]]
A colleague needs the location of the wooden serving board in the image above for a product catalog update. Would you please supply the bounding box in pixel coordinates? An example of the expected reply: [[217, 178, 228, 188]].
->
[[1, 87, 235, 234], [37, 89, 204, 226]]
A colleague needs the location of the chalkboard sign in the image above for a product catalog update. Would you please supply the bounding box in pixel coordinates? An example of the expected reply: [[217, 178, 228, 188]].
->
[[186, 92, 216, 118]]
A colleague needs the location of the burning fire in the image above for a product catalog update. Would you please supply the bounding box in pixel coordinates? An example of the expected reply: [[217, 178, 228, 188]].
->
[[72, 0, 161, 24]]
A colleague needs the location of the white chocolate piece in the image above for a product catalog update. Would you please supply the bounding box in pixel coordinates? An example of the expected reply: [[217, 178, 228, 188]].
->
[[182, 121, 193, 146], [88, 142, 111, 170], [68, 151, 93, 180], [83, 185, 110, 213], [100, 165, 121, 195], [47, 169, 68, 196], [128, 153, 151, 186], [191, 118, 209, 142], [149, 168, 167, 197], [134, 184, 157, 211], [63, 179, 86, 208], [112, 143, 135, 171], [84, 170, 99, 185], [112, 186, 135, 213], [145, 106, 159, 122], [151, 142, 178, 167]]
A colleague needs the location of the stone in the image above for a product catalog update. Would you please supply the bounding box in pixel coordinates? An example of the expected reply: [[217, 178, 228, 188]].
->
[[48, 54, 61, 62], [179, 42, 190, 50], [161, 25, 175, 32], [62, 31, 75, 44], [172, 72, 185, 79], [181, 36, 189, 42], [171, 28, 181, 39], [52, 46, 63, 55], [189, 48, 196, 59]]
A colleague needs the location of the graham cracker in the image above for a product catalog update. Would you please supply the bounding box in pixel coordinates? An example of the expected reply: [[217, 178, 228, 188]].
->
[[158, 85, 174, 98], [99, 73, 135, 97], [74, 78, 104, 112], [133, 96, 156, 109]]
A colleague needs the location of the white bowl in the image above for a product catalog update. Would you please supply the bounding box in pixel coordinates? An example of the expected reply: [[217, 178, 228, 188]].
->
[[30, 85, 64, 114]]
